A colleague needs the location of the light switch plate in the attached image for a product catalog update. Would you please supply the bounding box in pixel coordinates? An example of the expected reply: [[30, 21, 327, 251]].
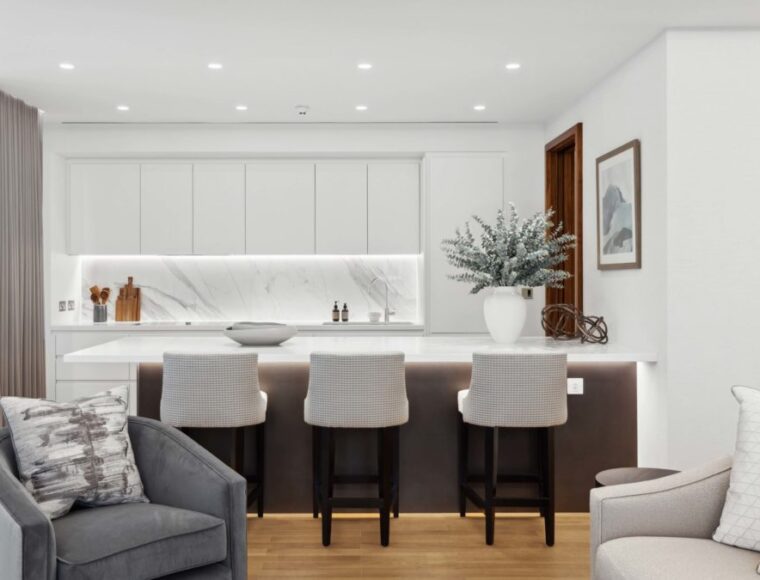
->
[[567, 378, 584, 395], [58, 300, 66, 312], [67, 300, 76, 311]]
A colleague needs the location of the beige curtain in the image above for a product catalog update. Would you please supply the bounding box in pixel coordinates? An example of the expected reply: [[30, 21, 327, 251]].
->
[[0, 90, 45, 412]]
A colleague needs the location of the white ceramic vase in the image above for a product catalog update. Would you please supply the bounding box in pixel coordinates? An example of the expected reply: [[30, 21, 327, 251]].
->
[[483, 287, 527, 344]]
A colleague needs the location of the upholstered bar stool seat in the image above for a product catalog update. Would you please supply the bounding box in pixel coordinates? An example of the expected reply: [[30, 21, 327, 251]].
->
[[161, 352, 268, 516], [458, 352, 568, 545], [305, 352, 408, 547]]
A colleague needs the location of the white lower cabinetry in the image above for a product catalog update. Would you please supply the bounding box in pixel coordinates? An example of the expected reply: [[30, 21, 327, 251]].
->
[[53, 331, 137, 413]]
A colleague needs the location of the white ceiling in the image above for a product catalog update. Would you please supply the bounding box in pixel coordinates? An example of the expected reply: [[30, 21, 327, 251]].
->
[[2, 0, 759, 124]]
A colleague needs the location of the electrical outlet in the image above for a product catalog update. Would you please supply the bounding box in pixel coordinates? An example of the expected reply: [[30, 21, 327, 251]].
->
[[521, 287, 534, 299], [58, 300, 66, 312], [567, 378, 584, 395], [67, 300, 76, 311]]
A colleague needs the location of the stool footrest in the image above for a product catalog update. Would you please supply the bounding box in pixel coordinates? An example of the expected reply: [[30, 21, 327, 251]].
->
[[467, 473, 541, 484], [330, 497, 384, 509]]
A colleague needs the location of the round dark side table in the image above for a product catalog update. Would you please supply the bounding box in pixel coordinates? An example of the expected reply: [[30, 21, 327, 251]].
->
[[595, 467, 679, 488]]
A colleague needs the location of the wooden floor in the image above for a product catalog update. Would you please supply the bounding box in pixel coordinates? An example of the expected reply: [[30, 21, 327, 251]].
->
[[248, 513, 590, 579]]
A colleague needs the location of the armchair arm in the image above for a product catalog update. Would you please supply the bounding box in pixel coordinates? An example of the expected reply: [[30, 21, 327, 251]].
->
[[590, 456, 731, 577], [0, 433, 56, 580], [127, 417, 247, 580]]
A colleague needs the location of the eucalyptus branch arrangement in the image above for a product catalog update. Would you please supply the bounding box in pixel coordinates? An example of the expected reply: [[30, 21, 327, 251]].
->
[[441, 204, 576, 294]]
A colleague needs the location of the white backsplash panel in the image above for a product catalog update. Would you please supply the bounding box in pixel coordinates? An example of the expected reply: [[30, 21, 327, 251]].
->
[[81, 255, 421, 324]]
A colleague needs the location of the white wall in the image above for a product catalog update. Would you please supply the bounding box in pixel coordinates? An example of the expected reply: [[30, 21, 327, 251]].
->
[[666, 31, 760, 468], [545, 36, 669, 466], [43, 122, 544, 329]]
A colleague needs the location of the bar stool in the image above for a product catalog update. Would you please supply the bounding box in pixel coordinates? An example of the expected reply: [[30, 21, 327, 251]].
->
[[161, 351, 268, 516], [305, 352, 408, 547], [458, 352, 567, 546]]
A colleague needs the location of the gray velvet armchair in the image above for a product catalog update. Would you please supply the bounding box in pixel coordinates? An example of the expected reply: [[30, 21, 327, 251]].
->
[[591, 456, 760, 579], [0, 416, 248, 580]]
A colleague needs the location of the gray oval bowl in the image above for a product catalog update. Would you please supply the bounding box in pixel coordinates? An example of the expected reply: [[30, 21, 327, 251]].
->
[[223, 322, 298, 346]]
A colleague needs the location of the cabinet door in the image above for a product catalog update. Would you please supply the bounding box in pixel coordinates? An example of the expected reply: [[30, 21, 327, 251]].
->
[[246, 163, 315, 254], [69, 163, 140, 254], [315, 163, 367, 254], [140, 164, 193, 254], [193, 164, 245, 254], [368, 162, 420, 254], [427, 155, 504, 333]]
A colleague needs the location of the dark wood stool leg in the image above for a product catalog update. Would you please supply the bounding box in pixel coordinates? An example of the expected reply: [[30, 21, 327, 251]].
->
[[380, 427, 393, 547], [484, 426, 498, 546], [457, 413, 468, 517], [536, 428, 547, 518], [543, 427, 556, 547], [319, 427, 333, 547], [392, 426, 400, 519], [312, 426, 319, 519], [232, 426, 245, 474], [329, 428, 336, 503], [256, 422, 266, 518]]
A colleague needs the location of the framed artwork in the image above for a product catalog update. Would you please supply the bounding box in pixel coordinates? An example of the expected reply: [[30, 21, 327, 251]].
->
[[596, 139, 641, 270]]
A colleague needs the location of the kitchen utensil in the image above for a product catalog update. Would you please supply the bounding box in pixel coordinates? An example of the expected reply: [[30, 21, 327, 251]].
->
[[100, 288, 110, 304]]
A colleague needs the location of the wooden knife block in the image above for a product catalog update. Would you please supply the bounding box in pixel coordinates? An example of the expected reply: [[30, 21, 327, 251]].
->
[[115, 277, 141, 322]]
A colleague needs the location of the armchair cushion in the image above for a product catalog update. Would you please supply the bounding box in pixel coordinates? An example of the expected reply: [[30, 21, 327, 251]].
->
[[596, 537, 759, 579], [714, 386, 760, 551], [52, 503, 226, 580], [0, 386, 147, 519]]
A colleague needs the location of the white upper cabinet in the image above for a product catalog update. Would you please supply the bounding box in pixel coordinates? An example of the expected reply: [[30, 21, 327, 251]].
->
[[246, 163, 315, 254], [315, 163, 367, 254], [368, 162, 420, 254], [69, 163, 141, 254], [427, 155, 505, 334], [193, 164, 245, 254], [140, 164, 193, 254]]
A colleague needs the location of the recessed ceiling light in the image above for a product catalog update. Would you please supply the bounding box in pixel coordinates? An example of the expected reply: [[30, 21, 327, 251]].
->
[[235, 105, 248, 111], [207, 62, 223, 70], [116, 105, 130, 111], [505, 62, 521, 70], [355, 105, 368, 111], [357, 63, 373, 70], [59, 62, 75, 70], [473, 104, 486, 111]]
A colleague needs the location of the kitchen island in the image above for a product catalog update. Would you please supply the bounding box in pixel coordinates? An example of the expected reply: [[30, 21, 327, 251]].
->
[[64, 335, 656, 512]]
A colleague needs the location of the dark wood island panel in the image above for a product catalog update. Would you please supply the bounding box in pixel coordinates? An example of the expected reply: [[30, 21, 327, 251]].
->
[[138, 362, 636, 512]]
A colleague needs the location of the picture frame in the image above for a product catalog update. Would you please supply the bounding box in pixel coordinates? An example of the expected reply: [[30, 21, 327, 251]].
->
[[596, 139, 641, 270]]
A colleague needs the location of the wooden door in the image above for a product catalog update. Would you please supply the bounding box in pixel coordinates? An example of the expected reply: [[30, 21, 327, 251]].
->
[[545, 124, 583, 332]]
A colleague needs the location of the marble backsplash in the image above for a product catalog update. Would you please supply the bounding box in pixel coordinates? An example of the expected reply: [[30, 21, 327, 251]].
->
[[81, 256, 421, 324]]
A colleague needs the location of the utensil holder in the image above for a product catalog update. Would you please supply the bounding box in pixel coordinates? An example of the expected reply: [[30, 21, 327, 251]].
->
[[93, 304, 107, 323]]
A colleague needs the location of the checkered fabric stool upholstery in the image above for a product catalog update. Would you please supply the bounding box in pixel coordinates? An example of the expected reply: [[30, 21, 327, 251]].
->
[[161, 351, 268, 517], [457, 352, 568, 546], [305, 352, 408, 547]]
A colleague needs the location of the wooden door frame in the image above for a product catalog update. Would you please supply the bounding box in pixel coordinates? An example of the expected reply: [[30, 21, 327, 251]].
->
[[545, 123, 583, 312]]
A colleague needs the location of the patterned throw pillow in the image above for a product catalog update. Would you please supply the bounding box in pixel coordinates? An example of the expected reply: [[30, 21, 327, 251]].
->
[[0, 385, 148, 519], [714, 385, 760, 550]]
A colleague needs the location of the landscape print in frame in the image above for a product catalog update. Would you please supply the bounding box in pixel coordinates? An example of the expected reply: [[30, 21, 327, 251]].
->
[[596, 139, 641, 270]]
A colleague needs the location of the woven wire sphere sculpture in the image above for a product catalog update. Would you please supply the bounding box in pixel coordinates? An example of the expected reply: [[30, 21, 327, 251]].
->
[[541, 304, 609, 344]]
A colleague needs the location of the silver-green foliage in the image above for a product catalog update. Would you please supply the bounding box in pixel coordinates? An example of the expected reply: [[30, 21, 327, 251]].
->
[[441, 204, 576, 294]]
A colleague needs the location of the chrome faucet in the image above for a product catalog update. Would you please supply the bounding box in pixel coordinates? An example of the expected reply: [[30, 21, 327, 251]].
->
[[369, 276, 396, 323]]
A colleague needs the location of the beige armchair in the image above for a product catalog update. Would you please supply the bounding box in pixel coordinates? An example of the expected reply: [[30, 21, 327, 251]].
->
[[591, 456, 760, 579]]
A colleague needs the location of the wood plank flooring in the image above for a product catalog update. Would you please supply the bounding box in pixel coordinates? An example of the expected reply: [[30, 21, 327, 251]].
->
[[248, 513, 590, 579]]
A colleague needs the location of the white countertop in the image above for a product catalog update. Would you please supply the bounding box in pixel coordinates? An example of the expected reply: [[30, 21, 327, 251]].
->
[[62, 335, 657, 364], [50, 321, 424, 333]]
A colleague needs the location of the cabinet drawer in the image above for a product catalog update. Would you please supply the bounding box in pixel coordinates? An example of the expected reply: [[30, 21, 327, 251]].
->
[[55, 358, 130, 381], [55, 332, 127, 355]]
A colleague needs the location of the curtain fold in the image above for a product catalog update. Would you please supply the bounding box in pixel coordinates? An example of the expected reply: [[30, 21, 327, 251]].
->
[[0, 90, 45, 410]]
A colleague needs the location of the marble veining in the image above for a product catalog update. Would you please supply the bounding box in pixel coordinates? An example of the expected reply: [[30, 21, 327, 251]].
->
[[81, 256, 421, 323]]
